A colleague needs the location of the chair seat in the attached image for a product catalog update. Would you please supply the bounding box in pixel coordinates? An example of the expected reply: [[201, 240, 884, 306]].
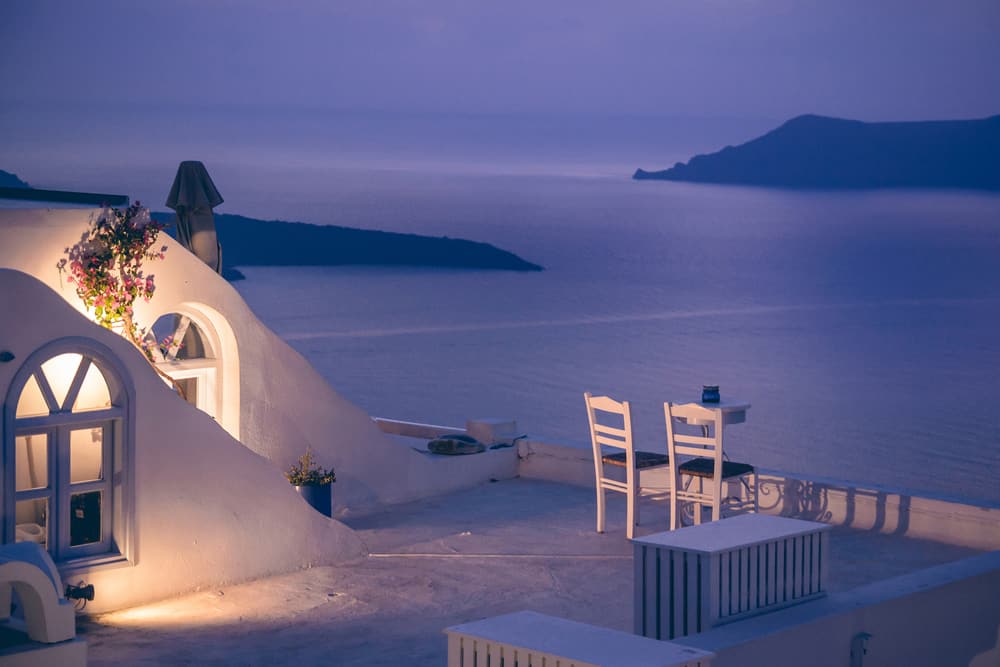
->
[[602, 450, 670, 469], [678, 457, 754, 479]]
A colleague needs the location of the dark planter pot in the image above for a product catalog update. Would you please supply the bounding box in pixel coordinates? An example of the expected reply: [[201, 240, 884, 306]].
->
[[295, 483, 333, 517]]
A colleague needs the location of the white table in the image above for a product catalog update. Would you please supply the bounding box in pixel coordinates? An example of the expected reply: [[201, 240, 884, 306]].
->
[[674, 398, 750, 427]]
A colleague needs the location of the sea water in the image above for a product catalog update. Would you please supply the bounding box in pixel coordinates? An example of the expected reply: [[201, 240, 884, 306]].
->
[[231, 172, 1000, 505]]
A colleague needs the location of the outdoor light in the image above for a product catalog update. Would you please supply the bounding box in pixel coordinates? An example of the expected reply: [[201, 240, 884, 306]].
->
[[65, 582, 95, 602]]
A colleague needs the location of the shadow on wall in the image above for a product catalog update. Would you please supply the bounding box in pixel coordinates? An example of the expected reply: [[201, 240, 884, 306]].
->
[[760, 477, 910, 536], [755, 473, 1000, 550]]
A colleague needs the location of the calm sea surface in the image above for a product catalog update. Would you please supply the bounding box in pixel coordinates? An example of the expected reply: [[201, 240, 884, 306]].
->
[[231, 173, 1000, 505]]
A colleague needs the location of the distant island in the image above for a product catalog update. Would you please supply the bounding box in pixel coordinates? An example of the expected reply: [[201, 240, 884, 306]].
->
[[150, 212, 544, 277], [0, 169, 31, 188], [0, 169, 542, 276], [634, 114, 1000, 190]]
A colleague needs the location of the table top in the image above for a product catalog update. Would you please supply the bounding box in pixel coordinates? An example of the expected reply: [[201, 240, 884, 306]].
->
[[632, 513, 832, 554], [674, 398, 751, 413], [446, 610, 713, 667]]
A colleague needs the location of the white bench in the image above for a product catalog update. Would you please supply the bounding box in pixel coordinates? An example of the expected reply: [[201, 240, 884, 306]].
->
[[445, 610, 713, 667], [633, 514, 831, 640]]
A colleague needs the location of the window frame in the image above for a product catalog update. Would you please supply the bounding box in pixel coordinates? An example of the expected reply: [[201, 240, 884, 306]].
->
[[3, 336, 136, 572], [146, 312, 222, 421]]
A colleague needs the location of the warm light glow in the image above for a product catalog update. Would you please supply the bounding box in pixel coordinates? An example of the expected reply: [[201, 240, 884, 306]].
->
[[97, 591, 238, 629], [72, 362, 112, 412], [15, 374, 49, 417], [69, 427, 103, 483], [40, 353, 83, 409], [98, 571, 345, 629], [14, 434, 48, 492]]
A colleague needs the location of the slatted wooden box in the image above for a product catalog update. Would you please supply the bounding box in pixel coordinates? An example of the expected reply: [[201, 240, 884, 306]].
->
[[446, 610, 713, 667], [633, 514, 831, 640]]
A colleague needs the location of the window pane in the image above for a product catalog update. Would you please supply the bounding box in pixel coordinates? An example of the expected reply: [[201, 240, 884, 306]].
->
[[70, 427, 104, 483], [176, 377, 199, 408], [70, 491, 102, 546], [15, 498, 48, 549], [40, 353, 83, 410], [72, 363, 112, 412], [152, 313, 209, 360], [15, 433, 48, 491], [16, 374, 49, 418]]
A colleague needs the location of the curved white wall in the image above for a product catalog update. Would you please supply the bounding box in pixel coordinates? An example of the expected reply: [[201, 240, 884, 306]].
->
[[0, 268, 365, 613]]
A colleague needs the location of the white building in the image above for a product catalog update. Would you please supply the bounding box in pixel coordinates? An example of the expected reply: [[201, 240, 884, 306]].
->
[[0, 201, 513, 614]]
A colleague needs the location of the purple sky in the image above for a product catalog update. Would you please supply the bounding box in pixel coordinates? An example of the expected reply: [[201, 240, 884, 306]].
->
[[2, 0, 999, 121]]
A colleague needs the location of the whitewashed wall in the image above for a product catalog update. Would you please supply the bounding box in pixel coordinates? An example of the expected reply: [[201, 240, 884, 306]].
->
[[0, 269, 365, 613]]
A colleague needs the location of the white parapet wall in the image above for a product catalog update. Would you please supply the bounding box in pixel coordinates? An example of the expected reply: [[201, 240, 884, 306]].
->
[[517, 438, 1000, 550], [676, 551, 1000, 667], [373, 418, 520, 501]]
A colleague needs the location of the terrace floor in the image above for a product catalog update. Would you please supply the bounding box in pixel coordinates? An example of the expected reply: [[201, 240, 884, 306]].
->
[[80, 477, 984, 666]]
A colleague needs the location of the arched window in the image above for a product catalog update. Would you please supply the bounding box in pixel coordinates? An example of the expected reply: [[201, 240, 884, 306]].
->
[[143, 313, 220, 421], [4, 339, 133, 566]]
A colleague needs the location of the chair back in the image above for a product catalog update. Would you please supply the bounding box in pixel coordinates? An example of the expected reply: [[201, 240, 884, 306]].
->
[[584, 392, 634, 455], [664, 402, 724, 473]]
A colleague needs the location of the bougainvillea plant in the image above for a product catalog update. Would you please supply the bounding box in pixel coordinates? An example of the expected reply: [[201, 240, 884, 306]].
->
[[57, 202, 168, 350]]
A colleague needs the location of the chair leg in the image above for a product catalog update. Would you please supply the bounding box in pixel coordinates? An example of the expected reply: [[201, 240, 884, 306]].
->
[[694, 478, 704, 525], [712, 478, 722, 522], [634, 483, 641, 528], [596, 484, 606, 534], [626, 486, 636, 539], [670, 487, 678, 531]]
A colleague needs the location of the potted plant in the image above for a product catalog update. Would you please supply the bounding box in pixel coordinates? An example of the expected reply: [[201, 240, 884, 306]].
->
[[285, 448, 336, 517]]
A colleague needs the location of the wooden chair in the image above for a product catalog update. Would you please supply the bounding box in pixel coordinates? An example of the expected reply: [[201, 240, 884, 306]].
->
[[664, 402, 758, 530], [584, 393, 671, 539]]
